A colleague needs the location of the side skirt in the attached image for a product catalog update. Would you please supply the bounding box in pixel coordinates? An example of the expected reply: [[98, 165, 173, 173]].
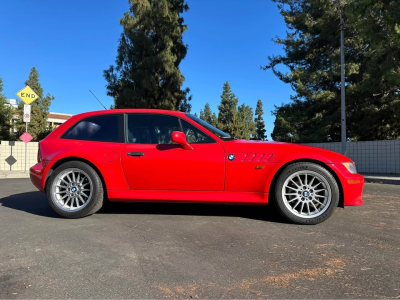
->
[[107, 190, 269, 205]]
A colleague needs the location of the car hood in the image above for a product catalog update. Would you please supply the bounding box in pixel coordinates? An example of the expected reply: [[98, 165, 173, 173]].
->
[[222, 140, 352, 164]]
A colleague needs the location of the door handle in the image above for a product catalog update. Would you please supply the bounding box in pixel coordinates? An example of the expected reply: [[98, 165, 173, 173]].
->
[[127, 152, 145, 157]]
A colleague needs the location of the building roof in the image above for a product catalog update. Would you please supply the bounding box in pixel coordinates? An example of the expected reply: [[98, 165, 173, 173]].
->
[[48, 112, 73, 121]]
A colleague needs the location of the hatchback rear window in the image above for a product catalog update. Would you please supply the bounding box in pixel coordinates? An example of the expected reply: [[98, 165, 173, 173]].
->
[[62, 115, 121, 143]]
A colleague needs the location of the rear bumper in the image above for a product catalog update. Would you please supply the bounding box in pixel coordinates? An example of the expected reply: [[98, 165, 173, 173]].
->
[[327, 163, 364, 206], [30, 161, 52, 192]]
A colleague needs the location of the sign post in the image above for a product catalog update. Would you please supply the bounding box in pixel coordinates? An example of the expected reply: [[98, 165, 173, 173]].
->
[[23, 105, 31, 172], [16, 86, 38, 173]]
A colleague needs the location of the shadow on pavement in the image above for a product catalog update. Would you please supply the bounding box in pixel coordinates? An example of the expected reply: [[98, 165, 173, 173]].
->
[[0, 191, 59, 218], [0, 191, 285, 223], [99, 202, 286, 223]]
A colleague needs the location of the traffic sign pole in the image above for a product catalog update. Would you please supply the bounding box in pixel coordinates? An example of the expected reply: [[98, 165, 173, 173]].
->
[[25, 122, 27, 173], [23, 104, 31, 173], [17, 88, 37, 174]]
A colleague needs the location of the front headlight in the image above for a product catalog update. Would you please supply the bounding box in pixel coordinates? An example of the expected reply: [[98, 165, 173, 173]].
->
[[343, 162, 357, 174]]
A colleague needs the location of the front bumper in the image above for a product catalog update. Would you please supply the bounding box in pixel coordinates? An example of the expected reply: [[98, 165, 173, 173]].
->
[[327, 163, 364, 206]]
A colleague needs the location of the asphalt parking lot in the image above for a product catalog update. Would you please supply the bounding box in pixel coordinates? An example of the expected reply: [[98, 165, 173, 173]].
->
[[0, 179, 399, 299]]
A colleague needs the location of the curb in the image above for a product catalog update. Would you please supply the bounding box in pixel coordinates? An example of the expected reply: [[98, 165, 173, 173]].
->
[[0, 173, 30, 179], [364, 178, 400, 185]]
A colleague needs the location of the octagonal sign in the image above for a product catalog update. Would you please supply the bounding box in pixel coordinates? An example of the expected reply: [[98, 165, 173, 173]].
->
[[20, 132, 33, 144]]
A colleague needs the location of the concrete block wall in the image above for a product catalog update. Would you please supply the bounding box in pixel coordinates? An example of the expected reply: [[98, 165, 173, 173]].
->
[[304, 140, 400, 174], [0, 141, 39, 171]]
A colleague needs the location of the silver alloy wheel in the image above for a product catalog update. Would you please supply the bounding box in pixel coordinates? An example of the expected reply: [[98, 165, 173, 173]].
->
[[51, 168, 93, 212], [281, 170, 332, 219]]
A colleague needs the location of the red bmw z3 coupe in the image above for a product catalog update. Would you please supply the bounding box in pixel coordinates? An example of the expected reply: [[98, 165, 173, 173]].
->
[[30, 109, 364, 224]]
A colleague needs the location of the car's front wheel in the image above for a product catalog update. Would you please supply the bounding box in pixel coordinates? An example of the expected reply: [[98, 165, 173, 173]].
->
[[274, 162, 339, 225], [46, 161, 104, 218]]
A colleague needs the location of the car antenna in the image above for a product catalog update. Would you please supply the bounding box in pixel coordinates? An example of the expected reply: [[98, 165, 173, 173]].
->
[[89, 90, 108, 110]]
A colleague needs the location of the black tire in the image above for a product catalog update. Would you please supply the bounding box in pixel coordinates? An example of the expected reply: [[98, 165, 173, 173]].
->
[[273, 162, 339, 225], [46, 161, 104, 218]]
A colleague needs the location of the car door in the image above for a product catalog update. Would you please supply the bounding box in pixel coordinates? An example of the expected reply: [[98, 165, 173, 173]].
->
[[121, 113, 225, 191]]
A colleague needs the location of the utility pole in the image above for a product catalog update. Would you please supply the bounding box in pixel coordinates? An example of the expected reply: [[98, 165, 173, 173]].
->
[[333, 0, 346, 155]]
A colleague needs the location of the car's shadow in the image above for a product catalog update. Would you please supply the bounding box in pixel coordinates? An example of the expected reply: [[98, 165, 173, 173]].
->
[[0, 191, 60, 218], [0, 191, 286, 223]]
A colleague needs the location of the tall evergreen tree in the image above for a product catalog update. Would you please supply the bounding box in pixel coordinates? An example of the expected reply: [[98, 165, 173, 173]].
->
[[178, 92, 192, 113], [16, 68, 54, 141], [0, 76, 12, 140], [104, 0, 191, 111], [265, 0, 400, 142], [236, 104, 256, 140], [217, 81, 239, 136], [199, 102, 218, 127], [200, 103, 212, 123], [216, 82, 257, 139], [254, 99, 267, 140], [211, 113, 218, 128]]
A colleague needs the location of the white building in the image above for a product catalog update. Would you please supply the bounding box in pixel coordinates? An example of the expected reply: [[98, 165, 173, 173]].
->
[[5, 99, 73, 131], [5, 99, 18, 109], [47, 112, 73, 128]]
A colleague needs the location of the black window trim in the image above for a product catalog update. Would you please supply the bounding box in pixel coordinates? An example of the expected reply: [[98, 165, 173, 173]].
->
[[61, 113, 125, 143], [178, 118, 184, 132], [123, 112, 217, 144], [185, 113, 233, 140], [178, 117, 217, 144], [123, 113, 128, 143]]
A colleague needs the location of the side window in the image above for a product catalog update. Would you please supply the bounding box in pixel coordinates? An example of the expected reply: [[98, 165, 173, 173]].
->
[[127, 114, 181, 144], [180, 119, 215, 144], [62, 115, 120, 143]]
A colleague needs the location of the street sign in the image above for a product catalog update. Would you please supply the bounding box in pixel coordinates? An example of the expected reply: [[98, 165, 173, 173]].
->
[[16, 86, 39, 105], [23, 105, 31, 122], [20, 132, 33, 144], [5, 155, 17, 166]]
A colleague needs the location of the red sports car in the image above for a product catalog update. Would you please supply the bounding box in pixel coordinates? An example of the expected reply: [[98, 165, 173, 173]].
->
[[30, 109, 364, 224]]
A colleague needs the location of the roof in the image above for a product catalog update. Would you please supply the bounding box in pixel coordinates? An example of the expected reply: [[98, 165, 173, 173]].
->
[[48, 112, 73, 120], [71, 109, 186, 119]]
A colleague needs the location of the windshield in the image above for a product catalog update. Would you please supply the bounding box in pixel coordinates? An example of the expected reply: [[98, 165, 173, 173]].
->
[[185, 114, 234, 140]]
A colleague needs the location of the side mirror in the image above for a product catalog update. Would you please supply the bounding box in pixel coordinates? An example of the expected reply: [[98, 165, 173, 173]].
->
[[171, 131, 193, 150]]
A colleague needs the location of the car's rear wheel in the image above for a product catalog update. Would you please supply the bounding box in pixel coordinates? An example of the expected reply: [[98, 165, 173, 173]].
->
[[274, 162, 339, 225], [46, 161, 104, 218]]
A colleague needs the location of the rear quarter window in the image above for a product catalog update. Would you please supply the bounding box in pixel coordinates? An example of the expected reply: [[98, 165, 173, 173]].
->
[[62, 114, 122, 143]]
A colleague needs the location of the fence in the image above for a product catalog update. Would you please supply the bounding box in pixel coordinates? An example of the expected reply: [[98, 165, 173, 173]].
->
[[0, 141, 39, 171], [304, 140, 400, 174]]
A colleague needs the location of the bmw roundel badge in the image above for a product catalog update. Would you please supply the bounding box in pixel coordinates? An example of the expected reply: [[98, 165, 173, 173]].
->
[[228, 154, 235, 161]]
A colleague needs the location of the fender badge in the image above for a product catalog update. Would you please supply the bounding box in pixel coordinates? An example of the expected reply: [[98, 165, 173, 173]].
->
[[228, 154, 235, 161]]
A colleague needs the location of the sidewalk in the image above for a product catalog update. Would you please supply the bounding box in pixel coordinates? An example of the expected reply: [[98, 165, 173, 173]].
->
[[0, 170, 30, 179], [1, 170, 399, 185]]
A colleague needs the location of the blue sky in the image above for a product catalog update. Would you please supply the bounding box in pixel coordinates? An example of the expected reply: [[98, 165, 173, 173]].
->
[[0, 0, 293, 140]]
